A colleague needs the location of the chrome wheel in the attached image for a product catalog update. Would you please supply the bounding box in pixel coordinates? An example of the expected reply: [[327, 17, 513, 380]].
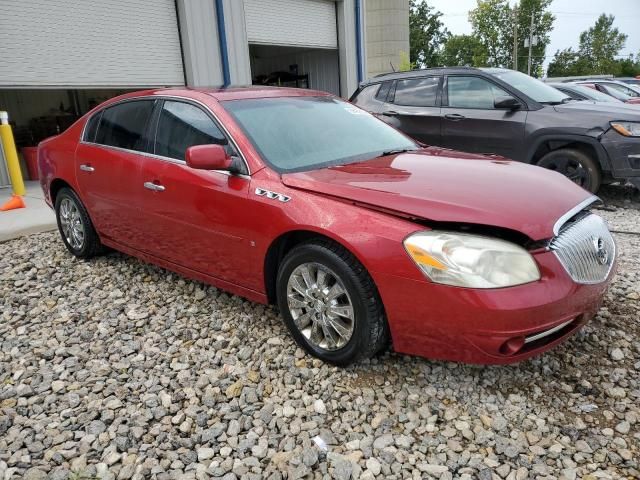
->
[[59, 197, 85, 250], [286, 262, 355, 351]]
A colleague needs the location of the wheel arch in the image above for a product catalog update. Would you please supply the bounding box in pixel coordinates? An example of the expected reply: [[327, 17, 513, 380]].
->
[[527, 134, 611, 173], [50, 178, 74, 205], [263, 228, 369, 305]]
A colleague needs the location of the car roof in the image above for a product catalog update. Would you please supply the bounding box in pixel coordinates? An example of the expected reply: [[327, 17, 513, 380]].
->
[[103, 86, 333, 104], [363, 66, 511, 84]]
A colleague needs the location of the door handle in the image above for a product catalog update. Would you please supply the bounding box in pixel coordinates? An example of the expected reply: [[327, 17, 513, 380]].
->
[[444, 113, 465, 121], [381, 110, 398, 116], [79, 164, 95, 172], [144, 181, 165, 192]]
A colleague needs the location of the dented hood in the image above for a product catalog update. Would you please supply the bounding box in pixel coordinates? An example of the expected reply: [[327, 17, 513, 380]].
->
[[281, 148, 595, 241]]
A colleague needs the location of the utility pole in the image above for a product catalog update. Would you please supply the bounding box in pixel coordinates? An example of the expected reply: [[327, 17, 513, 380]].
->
[[527, 11, 534, 76], [512, 5, 518, 71]]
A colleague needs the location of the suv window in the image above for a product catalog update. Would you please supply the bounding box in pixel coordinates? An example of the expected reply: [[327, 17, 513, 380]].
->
[[447, 76, 510, 109], [154, 101, 230, 161], [95, 100, 155, 151], [351, 84, 380, 106], [375, 81, 393, 101], [393, 77, 440, 107]]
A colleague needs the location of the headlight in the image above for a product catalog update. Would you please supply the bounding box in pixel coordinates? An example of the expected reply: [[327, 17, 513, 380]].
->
[[403, 231, 540, 289], [611, 121, 640, 137]]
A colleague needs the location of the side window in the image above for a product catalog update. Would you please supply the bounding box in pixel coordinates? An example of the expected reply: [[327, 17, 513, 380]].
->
[[95, 100, 155, 151], [154, 101, 231, 161], [83, 111, 102, 142], [447, 76, 511, 109], [392, 77, 440, 107], [351, 84, 380, 107], [375, 81, 392, 101]]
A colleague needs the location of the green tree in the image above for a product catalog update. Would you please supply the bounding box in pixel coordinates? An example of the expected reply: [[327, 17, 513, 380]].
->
[[469, 0, 554, 73], [515, 0, 555, 76], [579, 14, 628, 74], [547, 14, 630, 77], [409, 0, 450, 67], [546, 47, 590, 76], [440, 35, 488, 67], [469, 0, 513, 67]]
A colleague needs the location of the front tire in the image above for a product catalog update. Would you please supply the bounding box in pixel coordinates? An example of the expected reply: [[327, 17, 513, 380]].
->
[[536, 148, 601, 193], [276, 240, 389, 366], [55, 187, 103, 258]]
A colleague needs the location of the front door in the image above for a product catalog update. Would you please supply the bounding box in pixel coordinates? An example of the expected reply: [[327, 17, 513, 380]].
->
[[136, 99, 253, 286], [379, 76, 442, 146], [75, 99, 155, 248], [441, 75, 527, 160]]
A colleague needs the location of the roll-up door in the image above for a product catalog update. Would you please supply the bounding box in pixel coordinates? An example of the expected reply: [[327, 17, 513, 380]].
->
[[244, 0, 337, 49], [0, 0, 185, 88]]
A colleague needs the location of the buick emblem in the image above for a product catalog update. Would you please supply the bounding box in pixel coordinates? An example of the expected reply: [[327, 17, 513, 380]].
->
[[593, 237, 608, 265]]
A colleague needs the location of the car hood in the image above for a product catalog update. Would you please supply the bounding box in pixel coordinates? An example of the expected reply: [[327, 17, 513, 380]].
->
[[553, 100, 640, 117], [281, 148, 594, 241]]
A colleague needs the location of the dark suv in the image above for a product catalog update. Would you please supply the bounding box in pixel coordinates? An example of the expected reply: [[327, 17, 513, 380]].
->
[[351, 67, 640, 192]]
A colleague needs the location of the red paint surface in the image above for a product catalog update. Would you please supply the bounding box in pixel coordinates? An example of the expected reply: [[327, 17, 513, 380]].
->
[[38, 87, 614, 364]]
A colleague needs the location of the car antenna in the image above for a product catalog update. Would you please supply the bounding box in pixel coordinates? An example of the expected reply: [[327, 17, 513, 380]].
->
[[389, 61, 396, 72]]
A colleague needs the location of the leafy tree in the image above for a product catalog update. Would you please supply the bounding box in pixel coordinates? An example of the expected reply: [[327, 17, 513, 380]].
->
[[440, 35, 488, 67], [515, 0, 555, 76], [469, 0, 554, 73], [409, 0, 450, 67], [469, 0, 513, 67], [547, 14, 630, 77], [579, 14, 628, 73]]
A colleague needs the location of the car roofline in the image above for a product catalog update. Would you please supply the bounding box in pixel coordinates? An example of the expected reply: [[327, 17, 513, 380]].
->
[[360, 66, 510, 86]]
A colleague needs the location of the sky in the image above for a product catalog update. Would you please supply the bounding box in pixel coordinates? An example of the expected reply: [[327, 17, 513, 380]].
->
[[427, 0, 640, 69]]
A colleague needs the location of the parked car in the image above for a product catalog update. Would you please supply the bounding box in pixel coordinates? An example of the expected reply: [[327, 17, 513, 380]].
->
[[39, 87, 616, 366], [351, 67, 640, 193], [616, 77, 640, 87], [550, 82, 626, 104], [575, 80, 640, 105]]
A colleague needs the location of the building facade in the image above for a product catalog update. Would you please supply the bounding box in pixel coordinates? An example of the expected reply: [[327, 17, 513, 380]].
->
[[0, 0, 408, 144]]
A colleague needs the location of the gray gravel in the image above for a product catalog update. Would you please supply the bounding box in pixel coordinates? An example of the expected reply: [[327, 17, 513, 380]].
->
[[1, 187, 639, 480]]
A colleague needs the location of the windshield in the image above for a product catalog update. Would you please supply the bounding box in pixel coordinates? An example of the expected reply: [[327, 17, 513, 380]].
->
[[222, 96, 417, 173], [572, 85, 621, 103], [487, 69, 569, 103]]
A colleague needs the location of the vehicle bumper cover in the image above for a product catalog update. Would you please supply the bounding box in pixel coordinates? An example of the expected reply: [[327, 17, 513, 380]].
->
[[601, 129, 640, 178], [373, 250, 614, 364]]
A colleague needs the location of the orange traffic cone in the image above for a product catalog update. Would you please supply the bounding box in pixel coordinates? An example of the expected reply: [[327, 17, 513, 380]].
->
[[0, 194, 25, 211]]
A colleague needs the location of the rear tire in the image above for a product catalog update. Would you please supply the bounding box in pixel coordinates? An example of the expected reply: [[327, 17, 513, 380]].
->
[[55, 187, 103, 258], [276, 240, 389, 366], [536, 148, 601, 193]]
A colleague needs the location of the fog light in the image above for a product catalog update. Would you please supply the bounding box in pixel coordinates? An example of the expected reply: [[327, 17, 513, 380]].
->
[[499, 336, 525, 356]]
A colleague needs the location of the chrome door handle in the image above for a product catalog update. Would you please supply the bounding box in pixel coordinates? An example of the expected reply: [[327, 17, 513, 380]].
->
[[144, 181, 165, 192], [444, 113, 465, 121], [79, 164, 95, 172], [382, 110, 398, 116]]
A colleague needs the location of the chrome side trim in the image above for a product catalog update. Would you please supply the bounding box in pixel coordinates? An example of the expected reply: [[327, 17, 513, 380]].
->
[[552, 195, 600, 236], [79, 94, 251, 176], [525, 319, 574, 344]]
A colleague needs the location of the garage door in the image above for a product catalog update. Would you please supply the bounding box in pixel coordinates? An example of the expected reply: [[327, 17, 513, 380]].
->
[[244, 0, 337, 49], [0, 0, 184, 88]]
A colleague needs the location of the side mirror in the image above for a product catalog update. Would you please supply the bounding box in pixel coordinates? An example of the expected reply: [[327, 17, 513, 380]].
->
[[185, 144, 233, 171], [494, 96, 521, 110]]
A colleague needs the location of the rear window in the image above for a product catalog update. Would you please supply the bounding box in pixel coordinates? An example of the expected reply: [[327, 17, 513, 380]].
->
[[351, 84, 380, 107], [95, 100, 155, 151], [83, 111, 102, 142], [392, 77, 439, 107], [375, 81, 392, 101]]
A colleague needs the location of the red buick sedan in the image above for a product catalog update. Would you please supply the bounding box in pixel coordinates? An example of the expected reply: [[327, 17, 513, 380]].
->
[[38, 87, 616, 366]]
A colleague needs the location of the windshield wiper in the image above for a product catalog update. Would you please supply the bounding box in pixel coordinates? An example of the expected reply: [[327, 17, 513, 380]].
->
[[378, 148, 417, 157]]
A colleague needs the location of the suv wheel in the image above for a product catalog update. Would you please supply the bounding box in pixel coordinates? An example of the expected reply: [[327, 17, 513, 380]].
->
[[276, 240, 389, 366], [536, 148, 601, 193]]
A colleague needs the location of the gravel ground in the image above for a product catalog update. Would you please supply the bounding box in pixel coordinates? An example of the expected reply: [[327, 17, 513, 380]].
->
[[1, 188, 639, 480]]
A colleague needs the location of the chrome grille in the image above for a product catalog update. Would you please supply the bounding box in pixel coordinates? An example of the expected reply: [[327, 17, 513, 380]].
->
[[550, 213, 615, 284]]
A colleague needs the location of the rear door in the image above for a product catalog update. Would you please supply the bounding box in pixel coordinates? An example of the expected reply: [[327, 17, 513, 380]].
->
[[136, 99, 253, 285], [379, 76, 442, 146], [75, 99, 155, 247], [441, 75, 527, 160]]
